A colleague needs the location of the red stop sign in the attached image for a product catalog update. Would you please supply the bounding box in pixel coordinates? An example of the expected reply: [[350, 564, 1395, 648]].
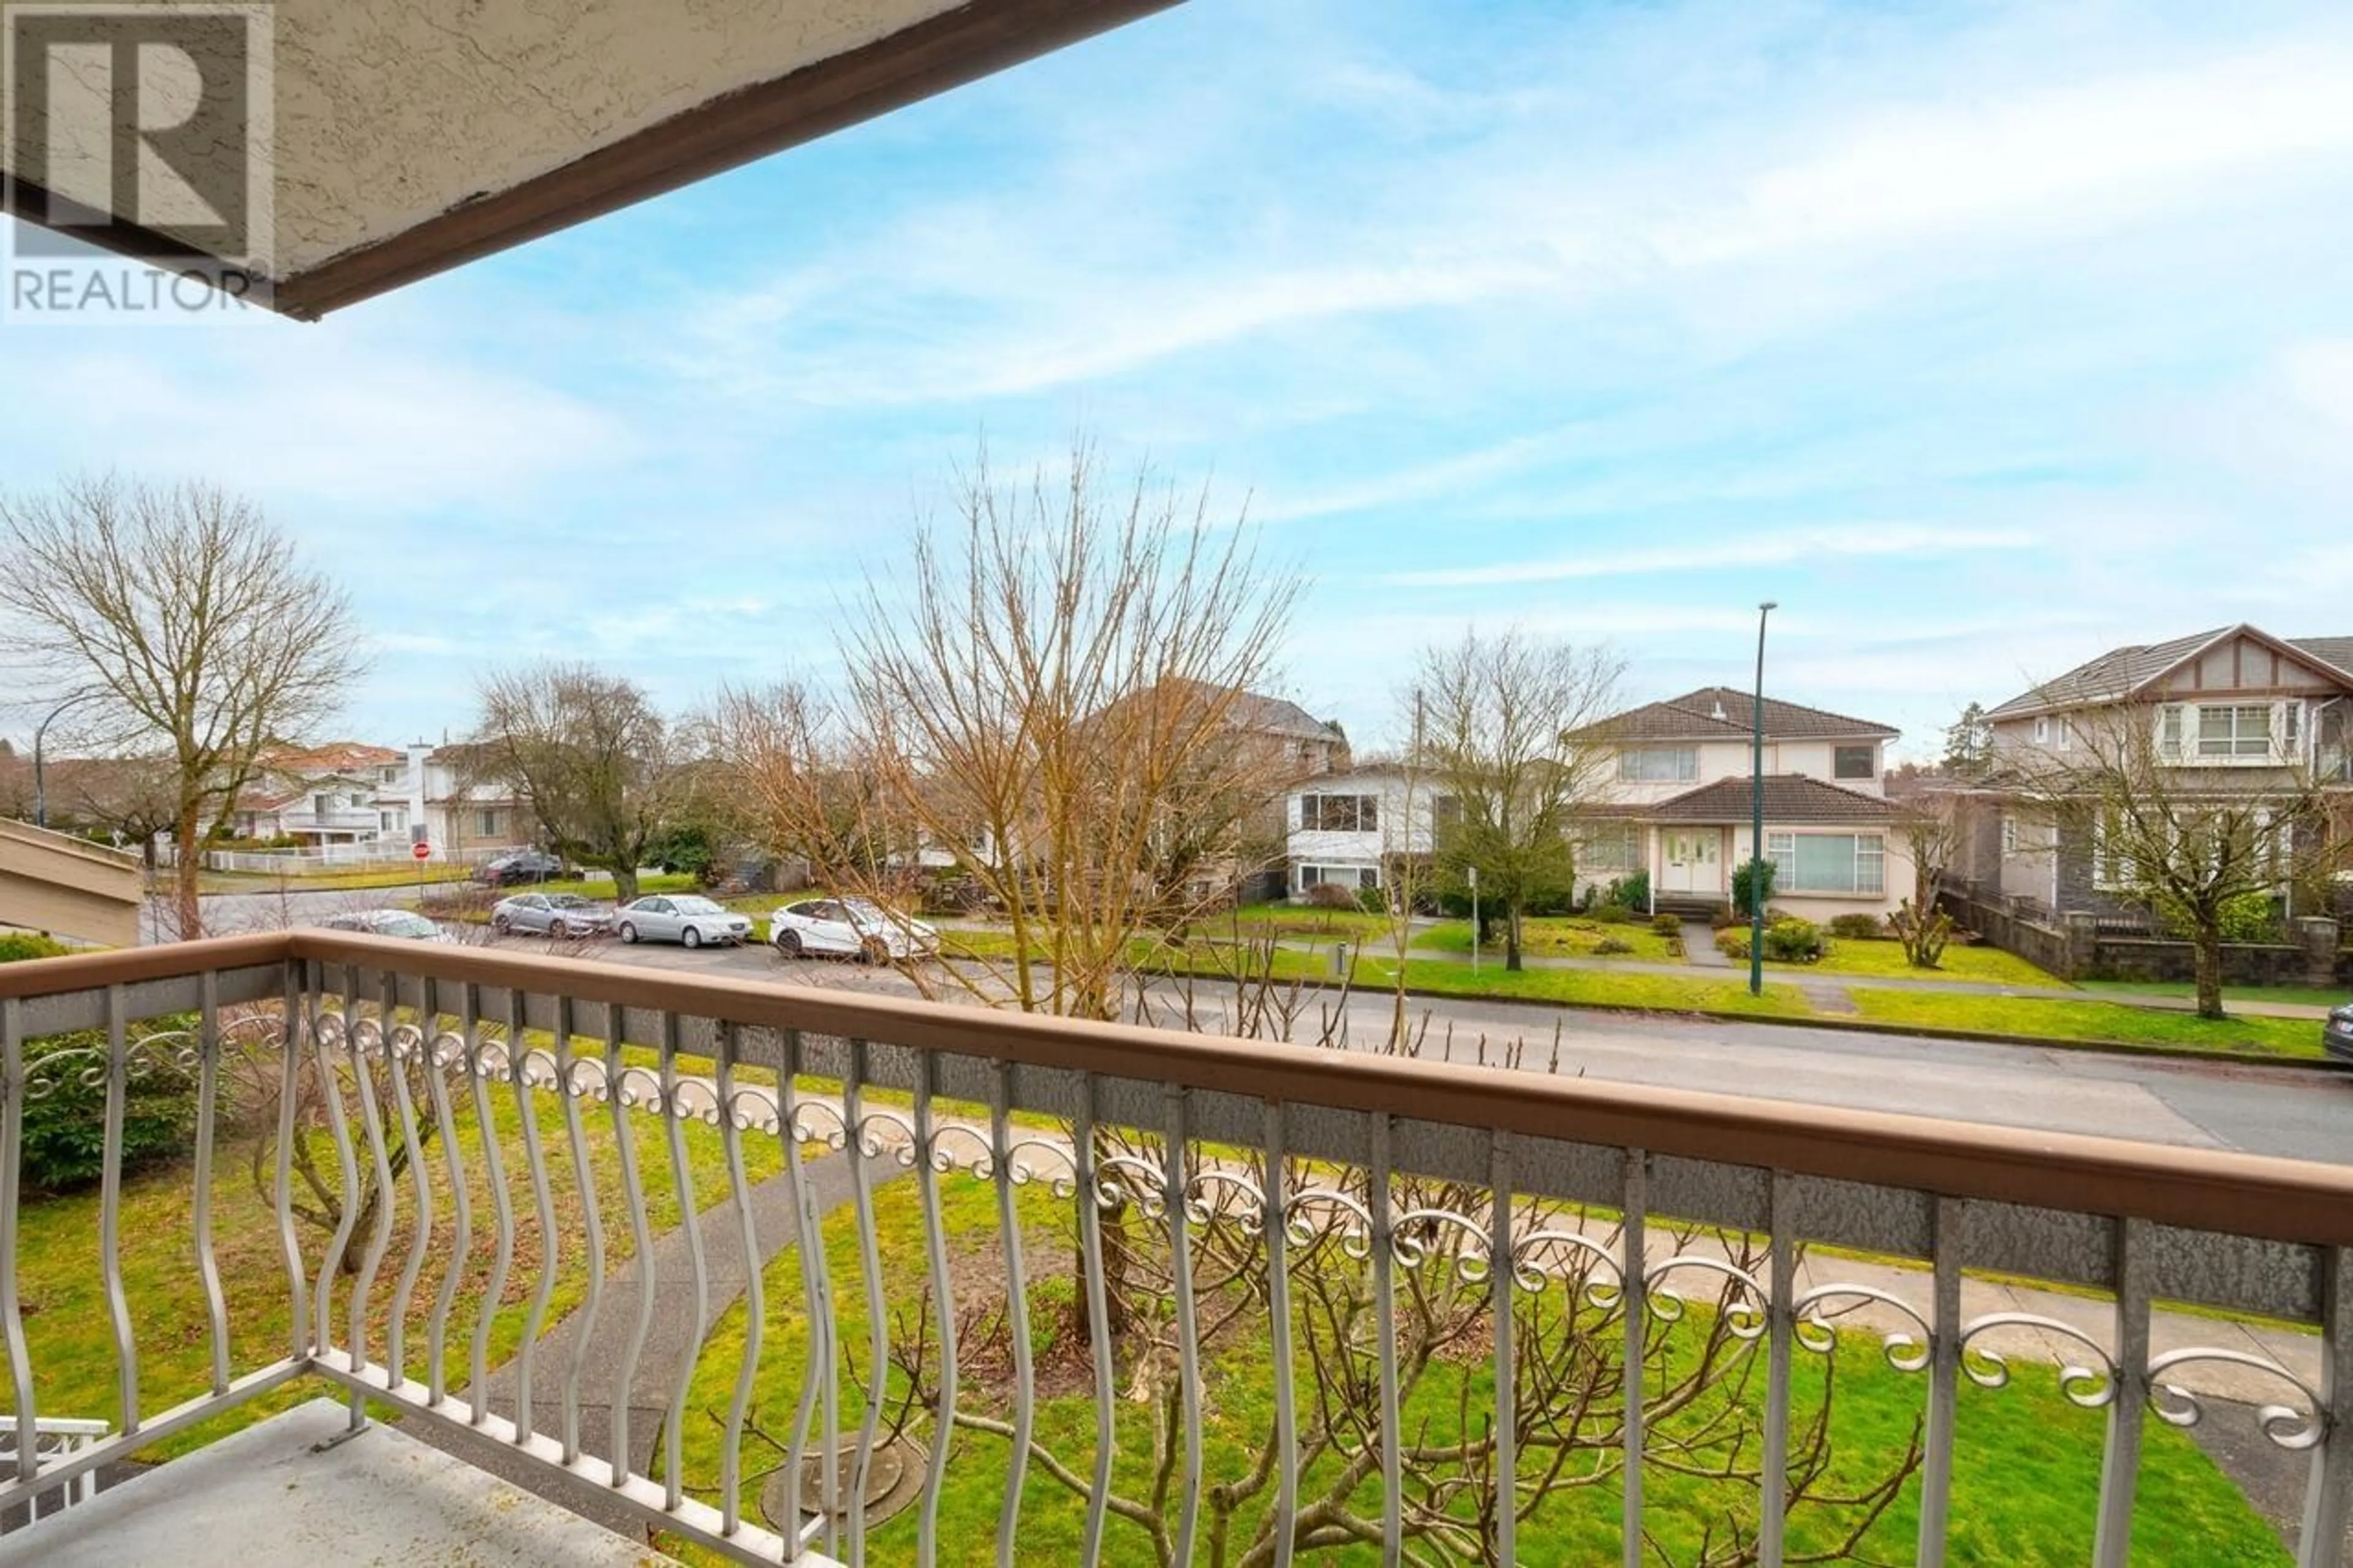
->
[[412, 841, 431, 861]]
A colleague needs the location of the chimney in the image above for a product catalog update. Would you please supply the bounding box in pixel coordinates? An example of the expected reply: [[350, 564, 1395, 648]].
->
[[1710, 700, 1727, 722]]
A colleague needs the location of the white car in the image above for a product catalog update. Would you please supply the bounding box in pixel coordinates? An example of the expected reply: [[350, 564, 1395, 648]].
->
[[613, 894, 751, 949], [770, 897, 938, 963]]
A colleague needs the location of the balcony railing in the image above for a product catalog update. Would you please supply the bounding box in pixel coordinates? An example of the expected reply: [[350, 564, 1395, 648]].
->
[[0, 933, 2347, 1566]]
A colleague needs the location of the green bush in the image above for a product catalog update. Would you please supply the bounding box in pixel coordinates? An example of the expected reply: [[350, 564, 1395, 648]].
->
[[1592, 935, 1635, 955], [2215, 893, 2283, 944], [1828, 913, 1887, 941], [1601, 871, 1650, 911], [1590, 902, 1632, 925], [1304, 882, 1359, 911], [1715, 928, 1751, 960], [1355, 885, 1388, 915], [1764, 915, 1827, 963], [1650, 912, 1684, 937], [1732, 858, 1776, 918], [0, 932, 71, 964]]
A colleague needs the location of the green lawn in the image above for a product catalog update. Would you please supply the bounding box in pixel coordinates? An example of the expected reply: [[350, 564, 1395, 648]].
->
[[659, 1179, 2287, 1567], [1414, 914, 1683, 963], [1847, 990, 2328, 1059], [1777, 937, 2065, 987], [202, 863, 477, 893], [2077, 980, 2349, 1009]]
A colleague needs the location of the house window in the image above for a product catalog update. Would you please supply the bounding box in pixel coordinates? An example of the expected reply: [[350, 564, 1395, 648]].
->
[[2033, 718, 2049, 744], [2158, 705, 2184, 759], [1833, 745, 1875, 780], [379, 811, 394, 831], [1581, 824, 1643, 873], [1297, 864, 1379, 892], [2283, 700, 2303, 757], [2197, 704, 2272, 759], [1300, 794, 1378, 832], [479, 809, 500, 836], [1619, 748, 1698, 782], [313, 793, 331, 816], [2001, 817, 2018, 856], [1765, 831, 1885, 895], [1430, 794, 1462, 838]]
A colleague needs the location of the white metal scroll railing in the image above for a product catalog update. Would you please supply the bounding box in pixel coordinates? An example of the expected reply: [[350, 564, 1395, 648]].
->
[[0, 933, 2346, 1567]]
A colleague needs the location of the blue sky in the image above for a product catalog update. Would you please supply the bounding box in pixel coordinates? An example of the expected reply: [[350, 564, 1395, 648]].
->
[[7, 0, 2353, 761]]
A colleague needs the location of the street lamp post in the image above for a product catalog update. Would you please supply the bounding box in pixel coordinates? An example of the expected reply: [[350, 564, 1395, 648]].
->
[[32, 691, 99, 830], [1749, 602, 1777, 997]]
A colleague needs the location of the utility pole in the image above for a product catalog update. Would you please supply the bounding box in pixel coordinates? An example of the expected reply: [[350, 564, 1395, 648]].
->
[[1749, 602, 1778, 997]]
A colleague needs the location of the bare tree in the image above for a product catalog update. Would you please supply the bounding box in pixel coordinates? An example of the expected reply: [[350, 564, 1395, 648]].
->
[[1889, 793, 1961, 969], [1414, 632, 1623, 970], [469, 664, 689, 903], [0, 477, 365, 938], [2011, 706, 2338, 1018]]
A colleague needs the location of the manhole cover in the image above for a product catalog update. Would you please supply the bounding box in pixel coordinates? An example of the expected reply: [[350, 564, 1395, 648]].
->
[[760, 1434, 928, 1532]]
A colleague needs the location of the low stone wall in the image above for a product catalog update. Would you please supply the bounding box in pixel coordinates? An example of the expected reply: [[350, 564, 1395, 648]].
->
[[1939, 890, 2078, 979], [1941, 890, 2349, 988]]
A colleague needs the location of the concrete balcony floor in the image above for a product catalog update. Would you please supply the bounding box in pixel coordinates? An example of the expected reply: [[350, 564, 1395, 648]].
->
[[0, 1399, 678, 1567]]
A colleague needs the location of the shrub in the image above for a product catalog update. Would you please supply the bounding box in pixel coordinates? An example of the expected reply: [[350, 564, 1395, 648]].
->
[[1732, 858, 1776, 918], [1828, 913, 1887, 941], [1590, 902, 1632, 925], [1762, 916, 1826, 963], [1601, 872, 1650, 912], [1714, 928, 1751, 960], [1355, 885, 1389, 916], [1304, 882, 1359, 911], [1650, 912, 1684, 937], [1592, 935, 1635, 955], [0, 932, 71, 964], [2215, 892, 2283, 944]]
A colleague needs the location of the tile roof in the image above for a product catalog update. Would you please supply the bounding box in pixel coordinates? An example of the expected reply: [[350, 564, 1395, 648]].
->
[[1988, 626, 2353, 718], [1642, 775, 1896, 824], [262, 741, 405, 775], [1586, 687, 1898, 743]]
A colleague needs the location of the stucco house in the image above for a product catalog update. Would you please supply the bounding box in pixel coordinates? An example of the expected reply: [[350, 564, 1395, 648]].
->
[[1950, 624, 2353, 917], [229, 742, 412, 845], [1576, 688, 1914, 922], [1282, 767, 1449, 898]]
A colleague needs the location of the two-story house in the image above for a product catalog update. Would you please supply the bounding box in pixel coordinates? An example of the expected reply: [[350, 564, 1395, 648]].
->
[[229, 742, 412, 846], [1955, 624, 2353, 915], [1577, 688, 1911, 921], [1283, 768, 1453, 898]]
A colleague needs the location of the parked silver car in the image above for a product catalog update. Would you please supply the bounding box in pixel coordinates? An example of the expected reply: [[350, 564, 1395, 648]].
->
[[769, 897, 938, 962], [613, 894, 751, 949], [2327, 1002, 2353, 1066], [490, 892, 612, 938], [320, 909, 454, 942]]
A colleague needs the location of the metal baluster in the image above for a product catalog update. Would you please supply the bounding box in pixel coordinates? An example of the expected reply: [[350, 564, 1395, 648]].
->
[[661, 1012, 709, 1512], [511, 987, 559, 1445], [2297, 1246, 2349, 1568], [2091, 1216, 2151, 1567], [1370, 1113, 1401, 1563], [0, 998, 37, 1484], [1621, 1148, 1648, 1568], [558, 997, 607, 1468], [1073, 1072, 1112, 1568], [384, 972, 435, 1390], [192, 972, 229, 1396], [310, 972, 363, 1358], [469, 985, 518, 1425], [608, 1003, 657, 1487], [1917, 1197, 1961, 1567], [846, 1041, 887, 1565], [99, 987, 137, 1434], [348, 972, 398, 1386], [1760, 1168, 1793, 1567], [1267, 1102, 1297, 1568], [274, 962, 309, 1360], [424, 984, 476, 1403], [1165, 1084, 1203, 1566], [779, 1031, 834, 1555], [993, 1060, 1033, 1568], [1491, 1136, 1515, 1566], [717, 1022, 763, 1538]]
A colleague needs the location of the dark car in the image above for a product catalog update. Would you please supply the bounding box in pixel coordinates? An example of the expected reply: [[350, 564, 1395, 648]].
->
[[475, 850, 566, 886], [2327, 1003, 2353, 1066]]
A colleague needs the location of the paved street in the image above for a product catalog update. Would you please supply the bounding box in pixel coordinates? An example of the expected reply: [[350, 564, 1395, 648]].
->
[[472, 924, 2353, 1166]]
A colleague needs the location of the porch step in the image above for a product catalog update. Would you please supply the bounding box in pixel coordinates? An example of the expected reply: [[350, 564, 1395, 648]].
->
[[1651, 895, 1729, 918], [0, 1398, 678, 1568]]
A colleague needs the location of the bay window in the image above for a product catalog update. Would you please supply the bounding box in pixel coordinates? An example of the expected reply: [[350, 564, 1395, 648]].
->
[[1580, 824, 1643, 873], [2156, 702, 2302, 765], [1765, 831, 1885, 896]]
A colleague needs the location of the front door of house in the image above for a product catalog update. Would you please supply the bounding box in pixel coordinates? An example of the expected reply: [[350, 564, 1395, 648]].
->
[[1660, 829, 1721, 895]]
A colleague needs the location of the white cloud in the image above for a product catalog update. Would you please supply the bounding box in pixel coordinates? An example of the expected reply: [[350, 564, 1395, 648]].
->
[[1383, 525, 2037, 588]]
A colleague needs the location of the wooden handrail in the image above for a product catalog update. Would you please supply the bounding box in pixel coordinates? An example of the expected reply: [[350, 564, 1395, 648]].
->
[[4, 931, 2349, 1247]]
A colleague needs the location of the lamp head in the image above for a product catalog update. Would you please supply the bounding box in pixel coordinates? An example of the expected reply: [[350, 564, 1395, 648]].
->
[[1760, 600, 1778, 613]]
